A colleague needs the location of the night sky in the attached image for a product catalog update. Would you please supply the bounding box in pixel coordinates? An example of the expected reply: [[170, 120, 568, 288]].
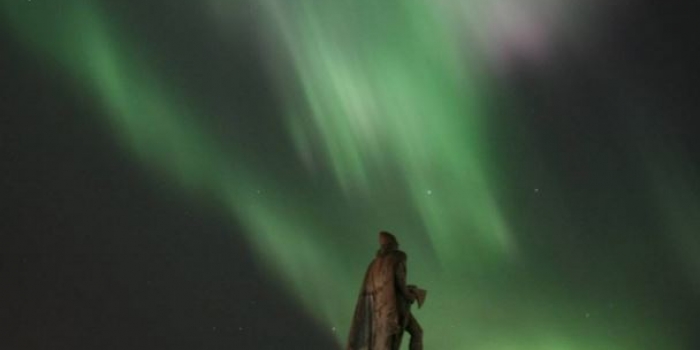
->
[[1, 1, 699, 349]]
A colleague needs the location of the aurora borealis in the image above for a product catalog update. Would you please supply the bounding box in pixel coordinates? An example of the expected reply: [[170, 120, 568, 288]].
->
[[2, 0, 699, 349]]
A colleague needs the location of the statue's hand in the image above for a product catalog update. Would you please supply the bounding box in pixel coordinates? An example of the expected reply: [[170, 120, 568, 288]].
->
[[406, 285, 418, 303]]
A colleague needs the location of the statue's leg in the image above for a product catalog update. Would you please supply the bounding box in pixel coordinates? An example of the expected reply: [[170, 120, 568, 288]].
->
[[405, 314, 423, 350], [389, 329, 404, 350]]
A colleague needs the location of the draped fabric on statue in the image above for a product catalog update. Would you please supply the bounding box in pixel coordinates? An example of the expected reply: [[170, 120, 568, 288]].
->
[[347, 247, 410, 350]]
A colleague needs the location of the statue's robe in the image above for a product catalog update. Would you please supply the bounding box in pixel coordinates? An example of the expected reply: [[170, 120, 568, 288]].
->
[[347, 247, 413, 350]]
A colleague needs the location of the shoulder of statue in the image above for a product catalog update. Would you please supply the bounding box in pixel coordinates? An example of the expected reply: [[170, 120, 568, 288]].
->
[[395, 250, 407, 261]]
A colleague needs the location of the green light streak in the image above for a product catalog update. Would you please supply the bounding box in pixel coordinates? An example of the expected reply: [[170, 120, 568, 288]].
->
[[265, 0, 513, 266], [3, 0, 681, 348]]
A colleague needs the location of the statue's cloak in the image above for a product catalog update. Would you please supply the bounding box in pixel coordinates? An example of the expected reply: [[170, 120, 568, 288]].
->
[[346, 249, 410, 350]]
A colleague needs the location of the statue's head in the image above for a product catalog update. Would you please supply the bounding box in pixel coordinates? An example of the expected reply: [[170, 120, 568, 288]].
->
[[379, 231, 398, 248]]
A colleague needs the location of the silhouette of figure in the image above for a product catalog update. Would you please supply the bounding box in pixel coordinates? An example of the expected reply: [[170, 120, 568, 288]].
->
[[347, 231, 424, 350]]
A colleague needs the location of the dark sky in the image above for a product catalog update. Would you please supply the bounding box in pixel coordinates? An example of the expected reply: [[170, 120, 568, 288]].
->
[[1, 0, 699, 349], [0, 17, 335, 349]]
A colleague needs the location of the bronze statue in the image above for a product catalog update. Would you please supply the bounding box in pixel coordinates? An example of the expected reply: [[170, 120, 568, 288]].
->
[[347, 231, 425, 350]]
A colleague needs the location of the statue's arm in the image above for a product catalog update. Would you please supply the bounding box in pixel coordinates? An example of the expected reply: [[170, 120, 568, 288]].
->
[[395, 255, 415, 302]]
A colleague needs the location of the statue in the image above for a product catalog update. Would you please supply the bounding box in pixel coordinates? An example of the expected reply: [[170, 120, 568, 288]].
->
[[347, 231, 425, 350]]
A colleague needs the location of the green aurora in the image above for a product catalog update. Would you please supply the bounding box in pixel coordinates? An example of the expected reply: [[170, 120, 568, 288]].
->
[[2, 0, 689, 348]]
